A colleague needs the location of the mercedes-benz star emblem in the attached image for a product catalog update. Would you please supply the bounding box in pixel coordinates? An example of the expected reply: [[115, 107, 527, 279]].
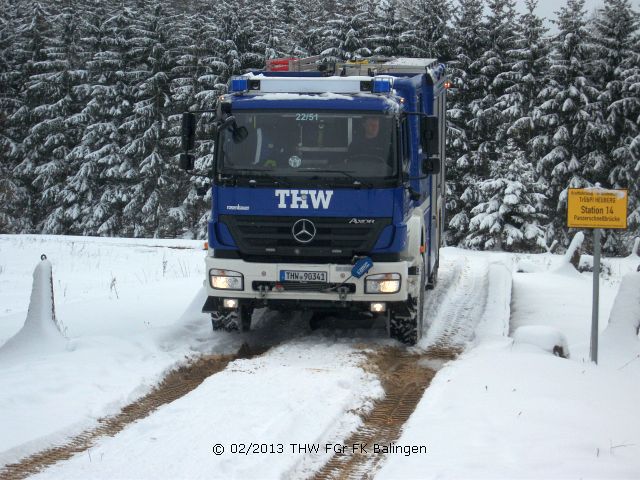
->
[[292, 219, 316, 244]]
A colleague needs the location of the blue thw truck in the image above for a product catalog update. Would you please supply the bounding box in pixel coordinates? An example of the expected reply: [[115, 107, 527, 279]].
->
[[180, 57, 447, 345]]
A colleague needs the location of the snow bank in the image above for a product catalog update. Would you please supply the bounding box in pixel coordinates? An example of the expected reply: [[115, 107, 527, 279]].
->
[[511, 260, 617, 357], [475, 260, 512, 339], [0, 234, 206, 342], [376, 344, 640, 479], [0, 236, 208, 464], [603, 274, 640, 336], [379, 249, 639, 479], [555, 231, 584, 274], [600, 272, 640, 371], [0, 258, 66, 361], [513, 325, 570, 358]]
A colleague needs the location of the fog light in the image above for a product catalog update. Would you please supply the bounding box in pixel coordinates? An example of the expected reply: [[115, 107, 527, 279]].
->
[[223, 298, 238, 309], [365, 273, 401, 294], [370, 302, 386, 313]]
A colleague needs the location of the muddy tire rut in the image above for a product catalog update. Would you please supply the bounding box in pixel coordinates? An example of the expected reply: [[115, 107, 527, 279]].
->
[[312, 345, 460, 480], [0, 343, 268, 480], [312, 259, 483, 479]]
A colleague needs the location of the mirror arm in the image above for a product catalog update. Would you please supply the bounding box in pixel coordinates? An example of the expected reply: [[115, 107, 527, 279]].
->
[[189, 172, 212, 179]]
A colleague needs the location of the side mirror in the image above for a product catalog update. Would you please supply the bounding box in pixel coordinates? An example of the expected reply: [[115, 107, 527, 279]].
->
[[233, 126, 248, 144], [213, 115, 235, 134], [179, 153, 195, 171], [422, 157, 441, 175], [214, 116, 248, 144], [420, 116, 439, 155], [181, 113, 196, 151]]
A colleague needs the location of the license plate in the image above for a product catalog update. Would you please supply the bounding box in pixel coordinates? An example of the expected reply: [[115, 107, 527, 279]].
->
[[280, 270, 328, 282]]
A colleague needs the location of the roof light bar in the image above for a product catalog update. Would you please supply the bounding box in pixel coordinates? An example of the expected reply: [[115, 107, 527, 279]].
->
[[372, 78, 392, 93], [230, 77, 249, 93], [229, 77, 261, 93], [229, 75, 395, 95]]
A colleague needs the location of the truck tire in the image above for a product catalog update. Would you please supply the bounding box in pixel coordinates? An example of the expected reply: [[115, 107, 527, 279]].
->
[[211, 306, 253, 332], [427, 257, 439, 290], [389, 257, 425, 345]]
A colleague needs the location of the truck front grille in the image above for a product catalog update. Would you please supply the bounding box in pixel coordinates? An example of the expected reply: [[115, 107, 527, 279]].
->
[[219, 215, 391, 260]]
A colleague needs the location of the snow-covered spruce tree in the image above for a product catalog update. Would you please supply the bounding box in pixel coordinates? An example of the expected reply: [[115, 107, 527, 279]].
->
[[297, 0, 328, 56], [12, 2, 89, 233], [590, 0, 640, 253], [0, 1, 31, 233], [531, 0, 600, 249], [465, 139, 547, 250], [187, 12, 233, 238], [9, 3, 50, 230], [119, 3, 183, 238], [271, 0, 299, 54], [213, 0, 263, 75], [399, 0, 452, 59], [469, 0, 520, 159], [168, 12, 219, 239], [283, 0, 313, 57], [320, 0, 374, 62], [254, 0, 303, 59], [493, 0, 552, 248], [39, 2, 93, 234], [371, 0, 407, 57], [499, 0, 549, 153], [60, 6, 134, 236], [254, 0, 290, 61], [623, 34, 640, 240], [0, 0, 21, 159], [445, 0, 487, 245]]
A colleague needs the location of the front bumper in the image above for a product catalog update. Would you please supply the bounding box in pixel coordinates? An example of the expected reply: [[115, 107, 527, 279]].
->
[[203, 255, 413, 304]]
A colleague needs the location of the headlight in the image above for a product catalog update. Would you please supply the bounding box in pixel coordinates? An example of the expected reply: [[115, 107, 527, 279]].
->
[[209, 269, 244, 290], [365, 273, 401, 294]]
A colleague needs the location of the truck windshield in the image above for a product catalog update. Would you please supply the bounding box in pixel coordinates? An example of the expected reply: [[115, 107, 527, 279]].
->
[[217, 111, 397, 183]]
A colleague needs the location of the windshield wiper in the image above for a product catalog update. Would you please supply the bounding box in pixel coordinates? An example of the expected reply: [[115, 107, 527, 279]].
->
[[305, 169, 374, 188], [223, 168, 291, 187]]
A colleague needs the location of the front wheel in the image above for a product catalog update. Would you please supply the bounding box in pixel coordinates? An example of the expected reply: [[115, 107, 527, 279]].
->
[[211, 305, 253, 332], [427, 257, 439, 290], [389, 259, 425, 345]]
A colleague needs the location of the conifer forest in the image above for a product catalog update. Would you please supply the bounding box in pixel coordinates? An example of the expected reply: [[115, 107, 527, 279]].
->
[[0, 0, 638, 254]]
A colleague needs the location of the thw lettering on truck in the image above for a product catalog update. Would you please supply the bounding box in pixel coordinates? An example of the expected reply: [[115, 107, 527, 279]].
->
[[275, 189, 334, 209]]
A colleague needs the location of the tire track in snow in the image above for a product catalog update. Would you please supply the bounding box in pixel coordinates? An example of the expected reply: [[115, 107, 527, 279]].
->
[[311, 254, 491, 480], [0, 343, 268, 480], [421, 255, 490, 357], [311, 348, 436, 480]]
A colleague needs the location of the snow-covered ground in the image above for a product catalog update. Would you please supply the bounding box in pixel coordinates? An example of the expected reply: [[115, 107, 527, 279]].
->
[[1, 234, 640, 479], [0, 234, 386, 474], [0, 235, 215, 464], [378, 249, 640, 479]]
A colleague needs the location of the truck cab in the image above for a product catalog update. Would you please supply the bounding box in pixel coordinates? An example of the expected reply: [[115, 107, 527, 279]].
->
[[180, 57, 447, 345]]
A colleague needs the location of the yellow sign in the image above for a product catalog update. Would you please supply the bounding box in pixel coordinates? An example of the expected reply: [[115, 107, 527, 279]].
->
[[567, 188, 628, 229]]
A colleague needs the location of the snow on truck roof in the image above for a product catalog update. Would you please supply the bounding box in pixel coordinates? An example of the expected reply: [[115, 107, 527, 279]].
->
[[384, 57, 437, 66], [229, 91, 401, 113]]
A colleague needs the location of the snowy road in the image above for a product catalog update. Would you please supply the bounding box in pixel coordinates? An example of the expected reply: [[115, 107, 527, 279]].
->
[[0, 238, 492, 480], [3, 236, 638, 479]]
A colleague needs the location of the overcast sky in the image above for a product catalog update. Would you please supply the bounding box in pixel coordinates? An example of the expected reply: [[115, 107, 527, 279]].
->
[[513, 0, 640, 32]]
